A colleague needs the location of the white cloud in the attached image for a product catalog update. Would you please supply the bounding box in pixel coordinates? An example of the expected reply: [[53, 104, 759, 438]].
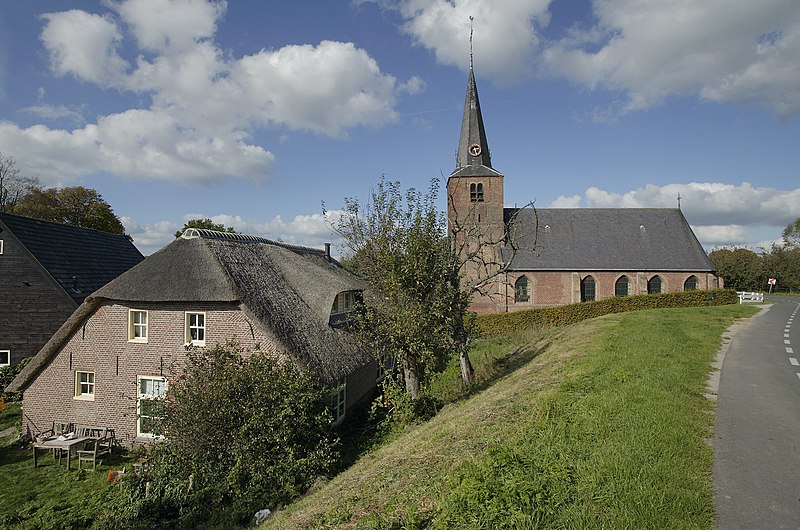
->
[[39, 10, 127, 86], [126, 210, 346, 255], [543, 0, 800, 116], [397, 0, 551, 83], [23, 104, 85, 125], [548, 194, 581, 208], [116, 0, 225, 53], [8, 0, 415, 185]]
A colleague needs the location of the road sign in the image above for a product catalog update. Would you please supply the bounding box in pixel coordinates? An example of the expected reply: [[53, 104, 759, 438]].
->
[[768, 278, 777, 285]]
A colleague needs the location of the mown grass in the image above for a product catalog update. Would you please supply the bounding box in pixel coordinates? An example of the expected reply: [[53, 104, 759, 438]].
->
[[263, 304, 758, 529], [0, 403, 134, 529]]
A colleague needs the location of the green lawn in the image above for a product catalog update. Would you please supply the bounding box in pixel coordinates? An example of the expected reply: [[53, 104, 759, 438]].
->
[[264, 304, 757, 529], [0, 403, 134, 529]]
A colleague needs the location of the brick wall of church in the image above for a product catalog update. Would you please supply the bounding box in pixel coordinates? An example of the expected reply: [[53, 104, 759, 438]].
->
[[501, 270, 722, 311]]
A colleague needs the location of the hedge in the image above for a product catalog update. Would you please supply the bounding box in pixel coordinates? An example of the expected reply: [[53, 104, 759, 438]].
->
[[476, 289, 739, 338]]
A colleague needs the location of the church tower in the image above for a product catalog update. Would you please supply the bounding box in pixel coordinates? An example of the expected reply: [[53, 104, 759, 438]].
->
[[447, 63, 506, 311]]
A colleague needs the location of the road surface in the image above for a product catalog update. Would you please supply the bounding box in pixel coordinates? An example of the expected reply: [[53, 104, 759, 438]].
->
[[714, 296, 800, 529]]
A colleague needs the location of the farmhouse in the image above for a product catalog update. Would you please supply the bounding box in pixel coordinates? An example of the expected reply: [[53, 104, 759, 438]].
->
[[7, 229, 377, 445], [0, 212, 143, 366], [447, 65, 721, 314]]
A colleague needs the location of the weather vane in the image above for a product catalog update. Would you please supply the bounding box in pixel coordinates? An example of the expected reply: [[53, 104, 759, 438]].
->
[[469, 16, 474, 69]]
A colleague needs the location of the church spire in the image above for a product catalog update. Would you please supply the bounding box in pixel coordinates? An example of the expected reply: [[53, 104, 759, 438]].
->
[[451, 28, 501, 178]]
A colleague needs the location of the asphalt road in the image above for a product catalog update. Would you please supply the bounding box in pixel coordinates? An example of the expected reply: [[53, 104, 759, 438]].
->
[[714, 296, 800, 529]]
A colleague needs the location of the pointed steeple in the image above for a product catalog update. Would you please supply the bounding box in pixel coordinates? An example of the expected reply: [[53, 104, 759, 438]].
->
[[451, 65, 503, 178]]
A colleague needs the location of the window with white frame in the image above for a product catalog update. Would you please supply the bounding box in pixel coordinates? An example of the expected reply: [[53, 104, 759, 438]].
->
[[128, 309, 148, 342], [75, 371, 95, 400], [331, 291, 356, 315], [137, 376, 167, 438], [0, 350, 9, 366], [185, 312, 206, 345], [330, 376, 346, 424]]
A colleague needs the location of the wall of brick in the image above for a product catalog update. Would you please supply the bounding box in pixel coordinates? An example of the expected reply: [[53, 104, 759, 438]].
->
[[499, 270, 723, 311], [21, 301, 376, 446]]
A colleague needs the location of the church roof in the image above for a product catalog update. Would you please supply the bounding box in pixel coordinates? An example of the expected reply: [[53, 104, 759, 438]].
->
[[450, 67, 503, 179], [0, 212, 143, 304], [502, 208, 716, 272]]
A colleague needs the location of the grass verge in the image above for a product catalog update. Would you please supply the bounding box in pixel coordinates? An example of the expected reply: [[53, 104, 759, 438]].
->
[[264, 304, 757, 529]]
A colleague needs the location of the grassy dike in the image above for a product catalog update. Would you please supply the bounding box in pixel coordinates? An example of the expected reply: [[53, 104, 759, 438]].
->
[[264, 304, 758, 529]]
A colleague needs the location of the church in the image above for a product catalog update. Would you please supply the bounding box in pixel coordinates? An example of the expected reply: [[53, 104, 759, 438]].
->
[[447, 64, 721, 314]]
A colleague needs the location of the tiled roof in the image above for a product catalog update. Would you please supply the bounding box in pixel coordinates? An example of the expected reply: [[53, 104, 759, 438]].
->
[[502, 208, 716, 272], [0, 212, 144, 303]]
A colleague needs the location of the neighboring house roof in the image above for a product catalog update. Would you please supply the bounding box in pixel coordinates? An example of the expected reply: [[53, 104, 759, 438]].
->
[[8, 229, 371, 392], [0, 212, 144, 304], [502, 208, 716, 272]]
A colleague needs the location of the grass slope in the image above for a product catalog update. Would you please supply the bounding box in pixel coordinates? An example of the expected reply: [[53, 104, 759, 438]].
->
[[264, 304, 757, 529]]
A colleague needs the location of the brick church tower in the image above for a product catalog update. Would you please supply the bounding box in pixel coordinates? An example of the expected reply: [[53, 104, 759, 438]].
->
[[447, 63, 506, 312]]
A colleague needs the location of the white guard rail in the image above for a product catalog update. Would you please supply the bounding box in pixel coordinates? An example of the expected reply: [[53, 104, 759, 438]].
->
[[736, 291, 764, 303]]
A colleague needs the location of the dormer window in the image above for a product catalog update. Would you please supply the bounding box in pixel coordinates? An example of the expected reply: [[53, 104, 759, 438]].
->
[[332, 291, 356, 315], [469, 182, 484, 202]]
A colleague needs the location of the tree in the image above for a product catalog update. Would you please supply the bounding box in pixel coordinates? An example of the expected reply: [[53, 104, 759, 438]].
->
[[101, 342, 338, 528], [783, 217, 800, 248], [708, 247, 764, 291], [0, 152, 39, 213], [15, 186, 127, 236], [331, 179, 472, 400], [175, 218, 237, 238]]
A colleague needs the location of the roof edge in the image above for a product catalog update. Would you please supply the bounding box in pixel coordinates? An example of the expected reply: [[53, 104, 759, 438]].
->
[[5, 297, 102, 393], [182, 228, 326, 256]]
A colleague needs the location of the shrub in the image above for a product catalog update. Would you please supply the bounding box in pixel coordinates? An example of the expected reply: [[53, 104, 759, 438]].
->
[[1, 357, 30, 402], [477, 289, 738, 338], [99, 342, 339, 529]]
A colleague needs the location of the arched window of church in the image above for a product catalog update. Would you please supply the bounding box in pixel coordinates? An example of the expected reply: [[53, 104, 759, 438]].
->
[[470, 182, 484, 202], [648, 275, 662, 294], [615, 275, 629, 297], [684, 275, 699, 291], [581, 275, 596, 302], [514, 276, 529, 302]]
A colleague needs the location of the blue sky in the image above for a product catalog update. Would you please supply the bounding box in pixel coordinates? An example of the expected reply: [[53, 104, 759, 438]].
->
[[1, 0, 798, 255]]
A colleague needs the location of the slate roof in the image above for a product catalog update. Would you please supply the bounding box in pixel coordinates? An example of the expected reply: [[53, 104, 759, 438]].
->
[[450, 66, 503, 180], [0, 212, 144, 304], [502, 208, 716, 272], [8, 229, 371, 392]]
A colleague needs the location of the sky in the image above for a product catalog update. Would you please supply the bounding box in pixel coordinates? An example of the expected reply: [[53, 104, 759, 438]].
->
[[1, 0, 798, 256]]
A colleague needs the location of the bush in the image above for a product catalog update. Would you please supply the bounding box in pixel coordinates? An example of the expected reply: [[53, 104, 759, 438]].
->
[[477, 289, 738, 338], [1, 357, 30, 402], [99, 342, 339, 529]]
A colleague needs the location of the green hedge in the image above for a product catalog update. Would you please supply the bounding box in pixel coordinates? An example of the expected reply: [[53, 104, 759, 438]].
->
[[476, 289, 739, 338]]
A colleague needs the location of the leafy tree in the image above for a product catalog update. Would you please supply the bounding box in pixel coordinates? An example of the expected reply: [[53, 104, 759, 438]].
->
[[0, 152, 39, 213], [175, 218, 237, 238], [330, 179, 474, 400], [100, 342, 338, 528], [762, 243, 800, 291], [14, 185, 127, 236], [783, 217, 800, 248], [708, 247, 764, 291]]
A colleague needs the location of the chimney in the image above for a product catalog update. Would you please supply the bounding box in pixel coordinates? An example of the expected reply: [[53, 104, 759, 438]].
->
[[324, 243, 331, 262]]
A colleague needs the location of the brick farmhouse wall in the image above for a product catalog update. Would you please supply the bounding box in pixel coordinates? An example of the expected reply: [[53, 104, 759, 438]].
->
[[22, 301, 376, 446]]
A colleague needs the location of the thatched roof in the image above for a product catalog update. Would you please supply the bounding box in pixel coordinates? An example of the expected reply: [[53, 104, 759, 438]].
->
[[7, 230, 371, 392]]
